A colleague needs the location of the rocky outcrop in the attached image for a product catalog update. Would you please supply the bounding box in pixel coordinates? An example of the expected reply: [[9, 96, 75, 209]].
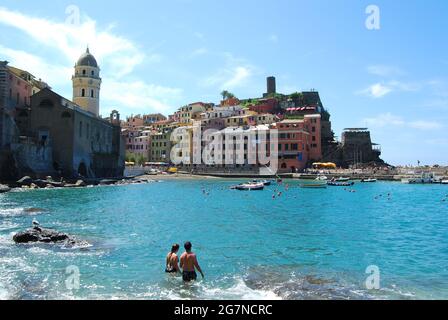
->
[[13, 226, 88, 246], [0, 184, 11, 193], [17, 176, 33, 186]]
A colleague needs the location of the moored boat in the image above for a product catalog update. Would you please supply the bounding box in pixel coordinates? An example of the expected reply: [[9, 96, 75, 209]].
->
[[315, 175, 328, 181], [401, 173, 435, 184], [300, 182, 327, 189], [361, 178, 377, 183], [327, 181, 355, 187], [335, 177, 350, 182], [441, 180, 448, 185], [251, 179, 272, 186], [232, 183, 265, 191]]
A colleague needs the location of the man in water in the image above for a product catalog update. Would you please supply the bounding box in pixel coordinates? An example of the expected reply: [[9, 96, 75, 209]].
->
[[180, 241, 204, 282]]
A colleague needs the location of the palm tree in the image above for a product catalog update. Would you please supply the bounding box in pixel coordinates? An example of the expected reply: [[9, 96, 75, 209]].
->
[[221, 90, 236, 100], [221, 90, 229, 100]]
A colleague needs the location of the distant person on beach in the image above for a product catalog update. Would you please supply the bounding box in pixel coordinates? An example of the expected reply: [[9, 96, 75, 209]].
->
[[180, 241, 204, 282], [165, 244, 180, 274]]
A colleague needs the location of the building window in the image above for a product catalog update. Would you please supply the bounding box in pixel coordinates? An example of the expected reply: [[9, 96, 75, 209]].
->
[[91, 70, 94, 76], [91, 89, 94, 98], [79, 121, 83, 138], [83, 70, 86, 75], [81, 89, 85, 97], [16, 93, 20, 104]]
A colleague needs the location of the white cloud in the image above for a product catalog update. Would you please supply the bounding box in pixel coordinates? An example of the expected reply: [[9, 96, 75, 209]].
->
[[408, 120, 442, 130], [363, 113, 442, 131], [359, 83, 393, 98], [0, 7, 145, 78], [0, 6, 181, 115], [367, 65, 404, 77], [358, 81, 419, 98], [0, 45, 72, 88], [200, 52, 255, 90], [189, 48, 208, 58], [363, 113, 405, 127]]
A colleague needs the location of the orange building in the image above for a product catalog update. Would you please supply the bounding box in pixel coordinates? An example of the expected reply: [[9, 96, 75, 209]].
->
[[271, 114, 322, 173]]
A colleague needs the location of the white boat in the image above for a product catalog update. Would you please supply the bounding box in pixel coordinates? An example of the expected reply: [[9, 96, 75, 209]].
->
[[441, 180, 448, 185], [335, 177, 350, 182], [232, 182, 265, 191], [361, 178, 377, 183], [401, 173, 435, 184], [315, 175, 328, 181]]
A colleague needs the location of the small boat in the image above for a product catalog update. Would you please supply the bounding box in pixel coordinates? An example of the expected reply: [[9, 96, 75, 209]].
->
[[252, 179, 272, 186], [335, 177, 350, 182], [327, 181, 355, 187], [315, 175, 328, 181], [232, 183, 265, 191], [401, 173, 435, 184], [441, 180, 448, 185], [300, 182, 327, 189], [361, 178, 377, 183]]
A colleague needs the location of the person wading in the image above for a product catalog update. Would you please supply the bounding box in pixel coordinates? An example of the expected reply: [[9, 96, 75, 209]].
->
[[179, 241, 204, 282], [165, 244, 180, 274]]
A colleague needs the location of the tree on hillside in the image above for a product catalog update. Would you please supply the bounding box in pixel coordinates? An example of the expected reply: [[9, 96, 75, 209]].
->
[[221, 90, 236, 100]]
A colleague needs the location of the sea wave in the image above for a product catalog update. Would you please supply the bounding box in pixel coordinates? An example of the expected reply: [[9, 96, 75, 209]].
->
[[0, 207, 46, 217]]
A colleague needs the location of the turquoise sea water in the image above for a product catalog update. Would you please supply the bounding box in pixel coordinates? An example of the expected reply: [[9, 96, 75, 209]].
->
[[1, 180, 448, 300]]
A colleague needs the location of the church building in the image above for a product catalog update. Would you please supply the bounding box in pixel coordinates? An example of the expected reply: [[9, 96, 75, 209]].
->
[[14, 48, 124, 178]]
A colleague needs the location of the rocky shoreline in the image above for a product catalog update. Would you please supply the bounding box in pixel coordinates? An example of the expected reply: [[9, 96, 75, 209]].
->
[[0, 175, 159, 193]]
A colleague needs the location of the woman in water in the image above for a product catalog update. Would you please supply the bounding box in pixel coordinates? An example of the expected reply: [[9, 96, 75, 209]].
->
[[165, 244, 180, 274]]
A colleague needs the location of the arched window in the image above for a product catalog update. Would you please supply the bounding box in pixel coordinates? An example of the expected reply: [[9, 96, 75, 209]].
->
[[91, 89, 94, 98], [82, 69, 86, 75], [81, 89, 85, 97], [91, 70, 94, 76]]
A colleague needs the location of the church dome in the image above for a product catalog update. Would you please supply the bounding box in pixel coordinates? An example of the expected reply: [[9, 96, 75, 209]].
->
[[76, 47, 98, 68]]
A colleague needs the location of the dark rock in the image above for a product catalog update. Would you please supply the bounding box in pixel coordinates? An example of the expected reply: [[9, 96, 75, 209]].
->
[[13, 226, 87, 247], [0, 184, 11, 193], [17, 176, 33, 186]]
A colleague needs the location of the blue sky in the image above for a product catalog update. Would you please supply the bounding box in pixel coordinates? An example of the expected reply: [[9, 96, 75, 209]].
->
[[0, 0, 447, 165]]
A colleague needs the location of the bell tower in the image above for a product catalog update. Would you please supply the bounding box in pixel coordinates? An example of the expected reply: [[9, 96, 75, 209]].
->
[[72, 47, 101, 116]]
